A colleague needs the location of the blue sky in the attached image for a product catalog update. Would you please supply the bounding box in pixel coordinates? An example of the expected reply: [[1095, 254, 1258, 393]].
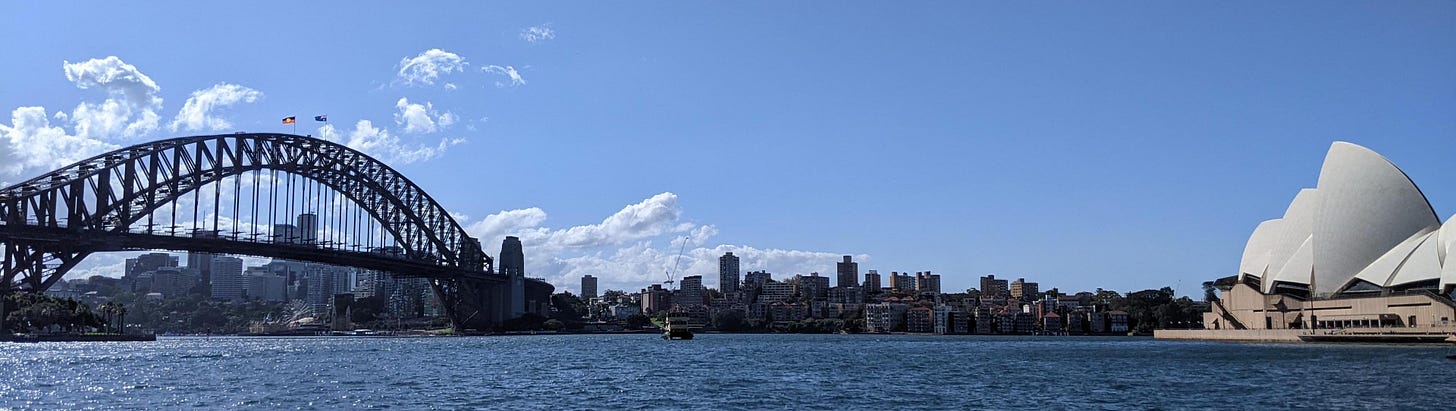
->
[[2, 2, 1454, 297]]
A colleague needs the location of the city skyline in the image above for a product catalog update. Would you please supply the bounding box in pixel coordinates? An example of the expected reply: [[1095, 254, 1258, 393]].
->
[[2, 2, 1454, 297]]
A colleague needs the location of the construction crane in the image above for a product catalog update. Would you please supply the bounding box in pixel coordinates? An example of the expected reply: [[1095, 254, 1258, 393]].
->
[[663, 236, 689, 290]]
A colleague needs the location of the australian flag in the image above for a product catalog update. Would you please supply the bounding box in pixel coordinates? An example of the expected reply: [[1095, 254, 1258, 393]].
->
[[314, 115, 327, 122]]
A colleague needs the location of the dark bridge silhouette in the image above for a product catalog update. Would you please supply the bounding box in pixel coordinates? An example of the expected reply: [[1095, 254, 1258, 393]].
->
[[0, 133, 551, 331]]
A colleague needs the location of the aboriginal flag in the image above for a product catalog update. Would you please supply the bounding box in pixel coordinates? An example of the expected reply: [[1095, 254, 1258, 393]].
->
[[282, 116, 296, 124]]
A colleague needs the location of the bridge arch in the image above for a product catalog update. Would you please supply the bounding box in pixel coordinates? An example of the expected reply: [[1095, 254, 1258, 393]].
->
[[0, 133, 527, 331]]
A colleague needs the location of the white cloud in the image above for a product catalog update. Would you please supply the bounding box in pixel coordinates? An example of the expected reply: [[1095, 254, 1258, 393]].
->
[[169, 83, 263, 132], [320, 120, 463, 165], [62, 56, 163, 140], [520, 25, 556, 44], [556, 193, 684, 247], [467, 207, 549, 242], [393, 98, 459, 134], [465, 192, 864, 293], [0, 106, 118, 183], [396, 49, 466, 86], [394, 97, 437, 134], [482, 65, 525, 87]]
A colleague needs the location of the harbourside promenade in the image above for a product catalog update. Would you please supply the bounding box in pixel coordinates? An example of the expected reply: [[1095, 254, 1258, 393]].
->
[[1156, 326, 1456, 343]]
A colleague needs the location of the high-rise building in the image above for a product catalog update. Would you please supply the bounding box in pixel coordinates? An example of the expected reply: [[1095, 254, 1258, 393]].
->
[[864, 270, 882, 292], [149, 267, 197, 298], [794, 273, 830, 300], [640, 284, 671, 314], [500, 236, 526, 318], [836, 255, 859, 288], [888, 272, 914, 292], [677, 275, 705, 306], [297, 213, 318, 245], [916, 271, 942, 294], [272, 224, 298, 244], [744, 271, 772, 290], [244, 267, 287, 302], [127, 253, 178, 277], [1010, 278, 1039, 299], [719, 252, 740, 294], [581, 275, 598, 299], [188, 229, 217, 289], [210, 256, 245, 300], [981, 274, 1009, 298]]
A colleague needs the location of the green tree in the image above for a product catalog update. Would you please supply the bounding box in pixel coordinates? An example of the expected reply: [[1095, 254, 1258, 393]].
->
[[624, 314, 651, 329], [712, 309, 747, 332]]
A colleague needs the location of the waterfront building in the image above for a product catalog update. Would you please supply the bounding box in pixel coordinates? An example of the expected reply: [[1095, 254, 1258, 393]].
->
[[836, 256, 858, 288], [864, 270, 882, 292], [906, 307, 934, 333], [1089, 311, 1109, 334], [770, 302, 809, 322], [678, 275, 705, 306], [794, 273, 830, 301], [581, 275, 598, 299], [1204, 142, 1456, 334], [1043, 313, 1063, 333], [719, 252, 740, 294], [641, 284, 672, 314], [747, 302, 769, 321], [610, 305, 641, 320], [210, 256, 245, 300], [758, 281, 795, 304], [1010, 278, 1038, 299], [995, 311, 1016, 334], [974, 306, 994, 334], [1108, 311, 1129, 333], [1065, 311, 1087, 334], [865, 302, 909, 333], [980, 274, 1009, 298], [934, 305, 966, 335], [1013, 312, 1036, 334]]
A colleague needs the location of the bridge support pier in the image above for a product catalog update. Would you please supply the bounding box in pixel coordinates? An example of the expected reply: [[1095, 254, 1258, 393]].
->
[[432, 277, 501, 333]]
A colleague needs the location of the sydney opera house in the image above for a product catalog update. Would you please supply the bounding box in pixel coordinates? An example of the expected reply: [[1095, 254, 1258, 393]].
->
[[1180, 142, 1456, 341]]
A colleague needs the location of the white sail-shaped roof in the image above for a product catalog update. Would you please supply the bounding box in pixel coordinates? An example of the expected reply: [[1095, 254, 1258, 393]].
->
[[1347, 228, 1433, 289], [1439, 215, 1456, 291], [1263, 189, 1320, 292], [1270, 235, 1314, 292], [1389, 231, 1442, 287], [1310, 142, 1440, 296], [1239, 219, 1283, 281]]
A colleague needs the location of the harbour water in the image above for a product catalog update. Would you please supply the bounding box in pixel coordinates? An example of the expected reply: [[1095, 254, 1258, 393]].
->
[[3, 334, 1454, 409]]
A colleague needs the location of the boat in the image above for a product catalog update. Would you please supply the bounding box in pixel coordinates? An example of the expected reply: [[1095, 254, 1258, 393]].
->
[[661, 315, 695, 340], [656, 236, 695, 341]]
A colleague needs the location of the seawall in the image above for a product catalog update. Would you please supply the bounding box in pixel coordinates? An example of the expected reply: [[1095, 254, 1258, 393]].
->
[[1153, 329, 1302, 342]]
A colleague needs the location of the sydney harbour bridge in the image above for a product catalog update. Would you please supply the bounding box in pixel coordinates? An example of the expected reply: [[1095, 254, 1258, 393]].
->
[[0, 133, 552, 332]]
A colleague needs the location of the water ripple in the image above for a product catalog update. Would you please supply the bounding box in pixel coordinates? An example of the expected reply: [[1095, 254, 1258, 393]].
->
[[2, 335, 1456, 409]]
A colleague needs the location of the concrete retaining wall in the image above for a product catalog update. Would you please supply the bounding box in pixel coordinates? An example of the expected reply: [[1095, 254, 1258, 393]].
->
[[1154, 329, 1303, 342]]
